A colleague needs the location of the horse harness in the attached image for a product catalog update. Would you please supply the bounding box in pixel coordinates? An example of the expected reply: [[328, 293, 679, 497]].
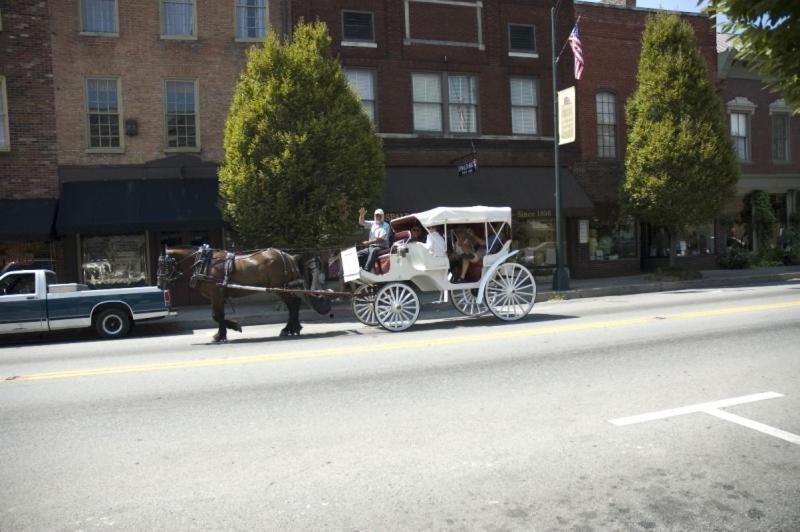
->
[[190, 245, 303, 290]]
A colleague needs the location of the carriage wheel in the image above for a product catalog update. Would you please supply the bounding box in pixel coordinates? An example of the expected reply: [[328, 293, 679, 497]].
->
[[485, 263, 536, 321], [451, 288, 488, 317], [375, 283, 420, 332], [352, 285, 379, 326]]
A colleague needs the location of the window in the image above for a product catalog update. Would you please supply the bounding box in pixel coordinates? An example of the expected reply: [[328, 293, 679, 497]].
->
[[448, 75, 478, 133], [0, 273, 36, 295], [589, 219, 637, 261], [412, 73, 478, 134], [165, 80, 198, 149], [648, 224, 715, 257], [342, 11, 374, 42], [81, 235, 147, 288], [510, 77, 538, 135], [730, 112, 749, 161], [412, 73, 442, 132], [86, 78, 121, 150], [596, 92, 617, 158], [508, 24, 535, 54], [81, 0, 117, 34], [345, 69, 376, 124], [162, 0, 195, 38], [772, 113, 789, 162], [0, 76, 8, 151], [235, 0, 267, 40]]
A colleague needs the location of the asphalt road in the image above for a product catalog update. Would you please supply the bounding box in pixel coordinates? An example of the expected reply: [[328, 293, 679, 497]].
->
[[1, 282, 799, 531]]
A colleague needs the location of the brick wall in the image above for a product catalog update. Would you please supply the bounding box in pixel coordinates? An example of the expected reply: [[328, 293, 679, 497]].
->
[[49, 0, 286, 167], [0, 0, 58, 199]]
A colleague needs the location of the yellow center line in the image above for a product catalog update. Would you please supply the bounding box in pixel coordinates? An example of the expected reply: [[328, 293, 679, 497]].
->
[[5, 300, 800, 382]]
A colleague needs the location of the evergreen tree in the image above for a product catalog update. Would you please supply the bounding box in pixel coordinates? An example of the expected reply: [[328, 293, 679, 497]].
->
[[622, 14, 739, 266], [219, 21, 384, 249]]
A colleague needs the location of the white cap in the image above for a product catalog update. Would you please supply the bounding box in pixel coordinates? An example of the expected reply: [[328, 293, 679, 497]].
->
[[374, 208, 384, 217]]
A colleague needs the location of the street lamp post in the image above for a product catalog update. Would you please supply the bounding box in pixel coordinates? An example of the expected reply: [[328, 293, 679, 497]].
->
[[550, 1, 570, 291]]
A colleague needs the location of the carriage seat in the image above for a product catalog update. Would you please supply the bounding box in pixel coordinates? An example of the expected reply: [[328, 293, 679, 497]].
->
[[373, 230, 412, 274]]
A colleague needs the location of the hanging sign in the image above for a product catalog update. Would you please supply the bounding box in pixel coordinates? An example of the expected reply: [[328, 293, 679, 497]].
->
[[458, 158, 478, 176], [558, 86, 576, 145]]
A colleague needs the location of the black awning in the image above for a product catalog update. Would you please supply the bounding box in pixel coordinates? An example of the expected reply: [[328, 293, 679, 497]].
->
[[383, 167, 594, 216], [383, 166, 594, 216], [56, 178, 223, 235], [0, 199, 58, 241]]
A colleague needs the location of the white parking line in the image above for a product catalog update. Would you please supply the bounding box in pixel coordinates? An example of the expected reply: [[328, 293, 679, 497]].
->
[[609, 391, 800, 446], [608, 392, 783, 426]]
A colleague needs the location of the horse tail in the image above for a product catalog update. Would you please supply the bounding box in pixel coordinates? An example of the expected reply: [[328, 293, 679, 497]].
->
[[294, 254, 333, 316]]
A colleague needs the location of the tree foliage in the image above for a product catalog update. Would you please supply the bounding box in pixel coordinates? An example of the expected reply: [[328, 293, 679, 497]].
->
[[219, 21, 384, 249], [623, 14, 739, 265], [708, 0, 800, 111]]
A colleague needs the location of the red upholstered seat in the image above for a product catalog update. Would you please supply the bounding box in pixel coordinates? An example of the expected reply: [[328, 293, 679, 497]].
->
[[372, 230, 412, 274]]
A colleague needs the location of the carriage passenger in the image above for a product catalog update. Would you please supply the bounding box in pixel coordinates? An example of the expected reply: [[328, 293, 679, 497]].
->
[[451, 227, 485, 283], [421, 225, 446, 257]]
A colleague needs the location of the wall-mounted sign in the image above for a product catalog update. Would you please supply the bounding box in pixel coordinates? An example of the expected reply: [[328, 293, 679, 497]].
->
[[579, 219, 589, 244], [558, 86, 576, 145]]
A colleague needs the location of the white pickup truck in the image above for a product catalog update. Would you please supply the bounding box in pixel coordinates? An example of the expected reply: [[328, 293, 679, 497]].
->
[[0, 269, 173, 339]]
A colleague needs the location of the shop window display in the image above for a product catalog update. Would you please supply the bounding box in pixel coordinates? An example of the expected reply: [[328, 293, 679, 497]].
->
[[648, 224, 715, 257], [513, 215, 558, 273], [588, 219, 637, 261], [81, 234, 147, 288]]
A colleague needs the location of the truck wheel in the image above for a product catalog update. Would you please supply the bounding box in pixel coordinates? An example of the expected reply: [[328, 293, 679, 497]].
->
[[95, 308, 131, 339]]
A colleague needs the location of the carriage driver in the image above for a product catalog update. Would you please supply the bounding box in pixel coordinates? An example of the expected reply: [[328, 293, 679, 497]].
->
[[357, 207, 391, 272]]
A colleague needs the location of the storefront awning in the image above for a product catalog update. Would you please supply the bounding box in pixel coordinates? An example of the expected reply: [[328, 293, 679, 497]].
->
[[0, 199, 58, 241], [383, 167, 594, 217], [56, 178, 223, 235]]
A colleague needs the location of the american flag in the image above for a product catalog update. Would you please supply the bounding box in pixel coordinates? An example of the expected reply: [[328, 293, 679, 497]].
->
[[568, 22, 584, 80]]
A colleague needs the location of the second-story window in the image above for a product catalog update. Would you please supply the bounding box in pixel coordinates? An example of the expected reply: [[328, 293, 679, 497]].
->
[[772, 113, 789, 162], [448, 75, 478, 133], [510, 77, 538, 135], [0, 77, 9, 151], [165, 80, 198, 149], [508, 24, 535, 54], [342, 11, 374, 42], [81, 0, 117, 34], [86, 78, 121, 150], [730, 112, 749, 161], [596, 92, 617, 159], [345, 69, 377, 125], [236, 0, 267, 40], [412, 73, 443, 133], [162, 0, 195, 38]]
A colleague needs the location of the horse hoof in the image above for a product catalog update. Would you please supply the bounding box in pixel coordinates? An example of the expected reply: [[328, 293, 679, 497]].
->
[[279, 330, 288, 337]]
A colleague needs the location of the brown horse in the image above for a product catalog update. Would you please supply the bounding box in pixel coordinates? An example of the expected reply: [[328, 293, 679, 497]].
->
[[157, 245, 331, 342]]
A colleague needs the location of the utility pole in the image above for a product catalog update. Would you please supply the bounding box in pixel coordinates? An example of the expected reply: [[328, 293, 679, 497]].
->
[[551, 1, 569, 291]]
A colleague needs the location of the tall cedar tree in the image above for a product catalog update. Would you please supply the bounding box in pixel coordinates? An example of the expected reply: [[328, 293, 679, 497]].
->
[[622, 14, 739, 265], [219, 21, 384, 249]]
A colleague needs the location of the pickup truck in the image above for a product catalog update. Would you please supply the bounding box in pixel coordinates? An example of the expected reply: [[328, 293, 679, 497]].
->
[[0, 269, 173, 339]]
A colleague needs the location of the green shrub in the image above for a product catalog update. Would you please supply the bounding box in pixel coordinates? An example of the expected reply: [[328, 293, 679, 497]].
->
[[650, 266, 703, 281], [751, 246, 784, 267], [717, 247, 751, 269]]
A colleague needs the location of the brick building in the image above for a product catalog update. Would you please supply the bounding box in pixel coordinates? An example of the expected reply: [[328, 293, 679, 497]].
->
[[2, 0, 796, 298], [718, 34, 800, 252], [0, 1, 60, 272]]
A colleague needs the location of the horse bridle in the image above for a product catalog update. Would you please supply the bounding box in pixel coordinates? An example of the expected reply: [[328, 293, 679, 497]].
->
[[156, 248, 201, 289]]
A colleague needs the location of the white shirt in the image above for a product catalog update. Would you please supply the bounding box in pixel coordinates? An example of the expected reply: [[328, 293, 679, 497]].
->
[[362, 220, 390, 247], [422, 230, 446, 257]]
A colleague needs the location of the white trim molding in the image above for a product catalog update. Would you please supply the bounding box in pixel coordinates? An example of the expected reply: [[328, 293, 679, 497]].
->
[[727, 96, 757, 114], [769, 98, 794, 116]]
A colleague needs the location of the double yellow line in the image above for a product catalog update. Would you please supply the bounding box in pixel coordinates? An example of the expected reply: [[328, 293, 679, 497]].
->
[[5, 300, 800, 382]]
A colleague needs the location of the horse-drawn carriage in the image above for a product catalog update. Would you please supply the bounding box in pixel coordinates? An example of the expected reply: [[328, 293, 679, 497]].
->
[[341, 206, 537, 332], [157, 206, 536, 341]]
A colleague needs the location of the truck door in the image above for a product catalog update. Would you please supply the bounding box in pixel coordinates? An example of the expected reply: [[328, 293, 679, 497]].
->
[[0, 272, 46, 333]]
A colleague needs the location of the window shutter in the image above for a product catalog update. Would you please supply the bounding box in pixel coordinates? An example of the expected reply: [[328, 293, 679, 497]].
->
[[343, 11, 374, 41], [509, 25, 535, 52]]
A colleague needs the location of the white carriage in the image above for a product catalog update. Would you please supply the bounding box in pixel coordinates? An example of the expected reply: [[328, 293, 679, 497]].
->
[[341, 206, 537, 332]]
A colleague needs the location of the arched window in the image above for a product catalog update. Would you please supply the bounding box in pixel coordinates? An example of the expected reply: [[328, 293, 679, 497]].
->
[[595, 92, 617, 159]]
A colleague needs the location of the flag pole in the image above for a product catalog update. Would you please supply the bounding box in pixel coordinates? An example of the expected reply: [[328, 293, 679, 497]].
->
[[551, 2, 569, 291]]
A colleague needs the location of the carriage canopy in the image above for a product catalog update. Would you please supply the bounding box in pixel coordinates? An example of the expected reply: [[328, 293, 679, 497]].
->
[[391, 206, 512, 230]]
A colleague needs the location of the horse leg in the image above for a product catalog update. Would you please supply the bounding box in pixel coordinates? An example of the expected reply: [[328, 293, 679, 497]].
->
[[211, 293, 228, 343], [278, 294, 303, 337]]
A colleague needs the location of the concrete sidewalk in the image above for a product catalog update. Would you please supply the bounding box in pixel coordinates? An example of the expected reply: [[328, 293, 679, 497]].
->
[[165, 265, 800, 330]]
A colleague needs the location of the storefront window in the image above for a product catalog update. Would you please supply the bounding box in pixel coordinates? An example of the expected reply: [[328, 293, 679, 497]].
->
[[81, 234, 147, 288], [513, 213, 557, 272], [648, 224, 715, 257], [589, 219, 637, 260]]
